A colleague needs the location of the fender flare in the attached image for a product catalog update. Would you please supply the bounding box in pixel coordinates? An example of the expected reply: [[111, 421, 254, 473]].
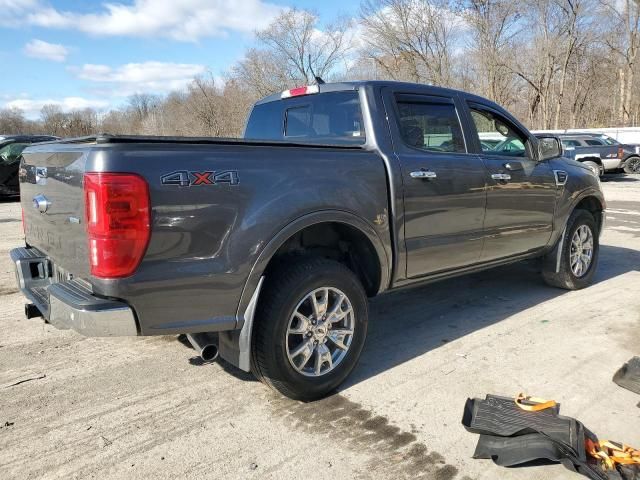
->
[[237, 209, 391, 322], [544, 190, 605, 273], [218, 210, 391, 372]]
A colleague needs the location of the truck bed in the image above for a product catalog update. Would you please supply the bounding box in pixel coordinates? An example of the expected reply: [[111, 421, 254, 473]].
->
[[19, 136, 389, 336]]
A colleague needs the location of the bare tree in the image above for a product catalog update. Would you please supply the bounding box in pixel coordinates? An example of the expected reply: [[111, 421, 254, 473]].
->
[[550, 0, 595, 129], [233, 9, 353, 96], [360, 0, 461, 86], [0, 108, 28, 134], [459, 0, 521, 106], [601, 0, 640, 125]]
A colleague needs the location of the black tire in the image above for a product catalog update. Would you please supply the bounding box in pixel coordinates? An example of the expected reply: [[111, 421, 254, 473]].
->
[[582, 160, 604, 177], [252, 257, 368, 401], [542, 209, 599, 290]]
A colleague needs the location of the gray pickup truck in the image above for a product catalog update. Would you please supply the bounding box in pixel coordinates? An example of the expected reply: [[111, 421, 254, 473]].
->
[[11, 81, 605, 400], [557, 133, 640, 176]]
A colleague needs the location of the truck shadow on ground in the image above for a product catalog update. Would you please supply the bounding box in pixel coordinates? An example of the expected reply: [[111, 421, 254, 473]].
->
[[602, 175, 640, 183], [342, 243, 640, 389], [209, 244, 639, 389]]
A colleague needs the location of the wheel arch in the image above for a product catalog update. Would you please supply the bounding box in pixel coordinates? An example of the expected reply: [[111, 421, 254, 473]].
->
[[574, 154, 602, 165], [237, 210, 390, 323], [218, 211, 390, 372], [573, 194, 605, 234]]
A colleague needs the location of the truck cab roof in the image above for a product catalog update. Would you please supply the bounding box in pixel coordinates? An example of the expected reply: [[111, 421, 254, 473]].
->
[[255, 80, 503, 110]]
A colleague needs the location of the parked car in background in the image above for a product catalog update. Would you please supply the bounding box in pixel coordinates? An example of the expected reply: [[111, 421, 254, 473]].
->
[[558, 133, 640, 176], [0, 135, 59, 197]]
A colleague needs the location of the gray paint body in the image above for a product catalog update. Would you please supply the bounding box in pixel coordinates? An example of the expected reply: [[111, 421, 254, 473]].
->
[[15, 81, 604, 368]]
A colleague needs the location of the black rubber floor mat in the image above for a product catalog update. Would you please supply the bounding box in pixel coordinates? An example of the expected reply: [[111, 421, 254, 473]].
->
[[462, 395, 616, 480], [473, 433, 565, 466], [462, 395, 580, 450], [614, 357, 640, 396]]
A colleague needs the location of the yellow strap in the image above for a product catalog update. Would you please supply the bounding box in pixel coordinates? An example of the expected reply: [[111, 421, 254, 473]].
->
[[514, 393, 557, 412], [587, 438, 640, 470]]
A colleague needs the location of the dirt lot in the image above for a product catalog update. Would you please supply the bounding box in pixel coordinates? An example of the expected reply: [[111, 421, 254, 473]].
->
[[1, 177, 639, 480]]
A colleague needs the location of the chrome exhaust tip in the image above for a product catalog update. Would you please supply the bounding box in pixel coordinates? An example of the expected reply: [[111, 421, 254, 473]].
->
[[186, 333, 219, 362]]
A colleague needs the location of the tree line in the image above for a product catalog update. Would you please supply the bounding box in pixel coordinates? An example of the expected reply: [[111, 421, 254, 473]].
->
[[1, 0, 639, 138]]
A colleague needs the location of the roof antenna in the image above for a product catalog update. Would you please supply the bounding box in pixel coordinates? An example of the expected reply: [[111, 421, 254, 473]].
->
[[308, 54, 325, 85]]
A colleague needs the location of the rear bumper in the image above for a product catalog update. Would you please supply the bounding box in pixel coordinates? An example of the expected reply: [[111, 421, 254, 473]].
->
[[10, 247, 138, 336]]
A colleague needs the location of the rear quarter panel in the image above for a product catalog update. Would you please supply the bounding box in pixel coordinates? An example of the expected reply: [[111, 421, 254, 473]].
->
[[86, 143, 390, 334]]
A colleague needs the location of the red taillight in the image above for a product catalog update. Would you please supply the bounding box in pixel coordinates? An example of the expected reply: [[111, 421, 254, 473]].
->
[[84, 173, 150, 278], [280, 85, 320, 99]]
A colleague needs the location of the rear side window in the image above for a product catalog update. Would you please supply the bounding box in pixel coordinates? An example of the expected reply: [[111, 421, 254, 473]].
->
[[395, 99, 466, 153], [245, 91, 365, 145]]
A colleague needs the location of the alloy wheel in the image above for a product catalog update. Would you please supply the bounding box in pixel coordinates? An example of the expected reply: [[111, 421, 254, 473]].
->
[[286, 287, 355, 377]]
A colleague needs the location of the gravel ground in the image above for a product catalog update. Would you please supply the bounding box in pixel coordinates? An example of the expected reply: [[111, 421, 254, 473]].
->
[[1, 176, 639, 480]]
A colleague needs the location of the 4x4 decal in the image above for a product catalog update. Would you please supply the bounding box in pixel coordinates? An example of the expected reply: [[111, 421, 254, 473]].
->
[[161, 170, 239, 186]]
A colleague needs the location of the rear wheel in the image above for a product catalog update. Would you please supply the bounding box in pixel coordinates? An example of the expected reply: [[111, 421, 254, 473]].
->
[[582, 160, 604, 177], [542, 209, 599, 290], [252, 257, 368, 401], [624, 156, 640, 174]]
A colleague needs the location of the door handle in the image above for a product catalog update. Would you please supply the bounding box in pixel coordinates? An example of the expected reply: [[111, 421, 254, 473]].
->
[[410, 170, 437, 179], [491, 173, 511, 181]]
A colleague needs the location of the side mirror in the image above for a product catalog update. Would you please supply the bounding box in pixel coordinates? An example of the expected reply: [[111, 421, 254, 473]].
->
[[537, 136, 563, 161]]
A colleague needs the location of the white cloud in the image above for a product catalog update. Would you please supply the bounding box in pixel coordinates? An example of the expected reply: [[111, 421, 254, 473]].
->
[[6, 0, 284, 41], [69, 61, 207, 97], [23, 39, 69, 62], [3, 97, 110, 118]]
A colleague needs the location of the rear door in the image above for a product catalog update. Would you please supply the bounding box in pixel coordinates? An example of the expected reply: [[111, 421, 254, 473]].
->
[[465, 102, 556, 261], [384, 90, 487, 278]]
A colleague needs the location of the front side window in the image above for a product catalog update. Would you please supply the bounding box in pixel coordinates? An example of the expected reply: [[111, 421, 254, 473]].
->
[[470, 108, 527, 158], [585, 139, 604, 146], [396, 100, 465, 153]]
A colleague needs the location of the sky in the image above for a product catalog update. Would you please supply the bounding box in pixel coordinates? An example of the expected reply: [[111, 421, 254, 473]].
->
[[0, 0, 360, 118]]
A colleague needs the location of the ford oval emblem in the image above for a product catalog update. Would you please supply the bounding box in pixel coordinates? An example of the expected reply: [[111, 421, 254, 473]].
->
[[33, 194, 51, 214]]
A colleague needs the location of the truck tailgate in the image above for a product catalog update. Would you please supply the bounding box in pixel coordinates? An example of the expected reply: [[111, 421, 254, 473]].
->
[[20, 146, 90, 278]]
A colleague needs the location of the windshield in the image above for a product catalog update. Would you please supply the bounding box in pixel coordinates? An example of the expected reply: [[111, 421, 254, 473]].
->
[[600, 135, 619, 145]]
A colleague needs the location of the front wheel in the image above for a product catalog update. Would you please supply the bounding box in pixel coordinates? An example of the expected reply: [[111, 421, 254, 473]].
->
[[582, 160, 604, 177], [252, 257, 368, 401], [542, 209, 599, 290]]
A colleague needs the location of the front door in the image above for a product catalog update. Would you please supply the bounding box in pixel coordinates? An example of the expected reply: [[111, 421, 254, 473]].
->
[[387, 92, 488, 278], [467, 103, 557, 261]]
